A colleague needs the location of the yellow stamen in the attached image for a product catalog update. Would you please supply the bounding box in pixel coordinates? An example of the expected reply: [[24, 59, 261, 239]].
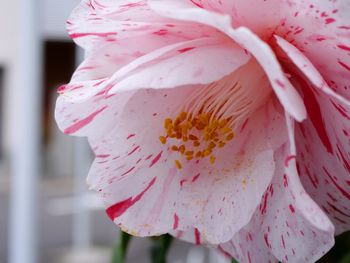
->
[[159, 136, 167, 144], [175, 160, 182, 169], [210, 155, 216, 164]]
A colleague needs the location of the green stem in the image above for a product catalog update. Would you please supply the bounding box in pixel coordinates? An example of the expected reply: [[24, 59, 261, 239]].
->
[[151, 234, 174, 263], [111, 231, 132, 263]]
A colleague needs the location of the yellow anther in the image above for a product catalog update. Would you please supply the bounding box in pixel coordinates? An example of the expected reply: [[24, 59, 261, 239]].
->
[[203, 149, 212, 157], [209, 142, 216, 149], [179, 112, 187, 121], [218, 141, 226, 148], [204, 133, 210, 141], [189, 134, 199, 141], [185, 151, 194, 156], [171, 145, 179, 151], [221, 126, 232, 134], [164, 118, 173, 129], [181, 126, 188, 135], [179, 145, 185, 154], [210, 120, 219, 130], [187, 121, 193, 129], [160, 110, 236, 165], [196, 123, 206, 130], [159, 136, 167, 144], [210, 131, 218, 140], [199, 114, 209, 125], [175, 160, 182, 169], [226, 132, 235, 141], [219, 119, 228, 128], [193, 141, 200, 147], [166, 125, 174, 135]]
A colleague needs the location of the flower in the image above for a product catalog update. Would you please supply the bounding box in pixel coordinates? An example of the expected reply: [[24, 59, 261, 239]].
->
[[55, 0, 350, 262]]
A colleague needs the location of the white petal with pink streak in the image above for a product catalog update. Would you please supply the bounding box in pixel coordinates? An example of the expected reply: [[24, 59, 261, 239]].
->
[[149, 0, 307, 122], [219, 115, 334, 263], [85, 86, 287, 243]]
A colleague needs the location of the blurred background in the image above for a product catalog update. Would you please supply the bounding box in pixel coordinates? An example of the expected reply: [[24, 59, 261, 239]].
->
[[0, 1, 227, 263], [0, 1, 349, 263]]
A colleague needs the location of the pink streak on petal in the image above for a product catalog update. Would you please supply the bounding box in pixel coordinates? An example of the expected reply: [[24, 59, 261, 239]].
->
[[284, 155, 296, 167], [106, 177, 157, 220], [128, 146, 140, 156], [194, 228, 201, 245], [69, 32, 117, 39], [191, 173, 201, 182], [173, 213, 179, 230], [323, 167, 350, 201], [338, 60, 350, 72], [127, 134, 136, 139], [337, 44, 350, 52], [64, 106, 107, 134], [149, 151, 162, 167]]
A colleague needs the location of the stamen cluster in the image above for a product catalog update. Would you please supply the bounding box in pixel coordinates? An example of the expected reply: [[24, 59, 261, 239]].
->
[[159, 111, 235, 169]]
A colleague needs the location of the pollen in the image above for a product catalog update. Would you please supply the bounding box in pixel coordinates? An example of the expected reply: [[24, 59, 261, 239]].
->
[[175, 160, 182, 169], [157, 59, 273, 170], [159, 136, 167, 144], [159, 110, 235, 167]]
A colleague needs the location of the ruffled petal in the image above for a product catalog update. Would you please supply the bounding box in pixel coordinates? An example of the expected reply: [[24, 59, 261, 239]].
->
[[277, 0, 350, 99], [167, 0, 282, 39], [110, 40, 251, 92], [85, 85, 288, 244], [220, 114, 335, 263], [68, 0, 210, 51], [55, 87, 136, 137], [275, 35, 350, 107], [292, 72, 350, 234], [149, 0, 307, 122]]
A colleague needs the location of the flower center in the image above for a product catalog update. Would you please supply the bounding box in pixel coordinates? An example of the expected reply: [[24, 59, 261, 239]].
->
[[159, 59, 272, 169]]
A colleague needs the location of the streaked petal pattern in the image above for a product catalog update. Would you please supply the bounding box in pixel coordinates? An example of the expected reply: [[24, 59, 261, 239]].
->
[[56, 0, 350, 262]]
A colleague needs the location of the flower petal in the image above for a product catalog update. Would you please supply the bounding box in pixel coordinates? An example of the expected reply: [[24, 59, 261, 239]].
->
[[55, 87, 136, 137], [167, 0, 282, 39], [293, 73, 350, 234], [149, 0, 307, 122], [85, 86, 288, 243], [111, 40, 251, 92], [61, 37, 228, 101], [277, 0, 350, 99], [220, 114, 335, 263], [275, 35, 350, 107], [68, 0, 207, 51]]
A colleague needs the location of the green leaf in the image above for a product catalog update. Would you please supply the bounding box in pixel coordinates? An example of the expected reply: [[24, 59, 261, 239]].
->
[[111, 231, 133, 263], [232, 259, 239, 263], [150, 234, 174, 263], [340, 253, 350, 263]]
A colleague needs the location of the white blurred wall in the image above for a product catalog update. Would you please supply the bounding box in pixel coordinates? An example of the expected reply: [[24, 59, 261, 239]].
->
[[0, 1, 18, 161], [0, 0, 80, 168]]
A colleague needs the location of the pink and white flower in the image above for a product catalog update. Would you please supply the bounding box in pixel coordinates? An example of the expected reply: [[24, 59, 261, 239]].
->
[[55, 0, 350, 262]]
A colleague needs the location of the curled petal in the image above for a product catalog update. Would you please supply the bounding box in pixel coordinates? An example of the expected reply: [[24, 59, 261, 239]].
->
[[110, 40, 251, 92], [149, 0, 307, 122], [277, 0, 350, 99], [275, 35, 350, 107], [85, 87, 288, 243], [220, 114, 334, 263], [294, 73, 350, 234]]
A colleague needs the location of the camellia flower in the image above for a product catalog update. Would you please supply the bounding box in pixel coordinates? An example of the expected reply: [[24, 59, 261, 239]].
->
[[56, 0, 350, 262]]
